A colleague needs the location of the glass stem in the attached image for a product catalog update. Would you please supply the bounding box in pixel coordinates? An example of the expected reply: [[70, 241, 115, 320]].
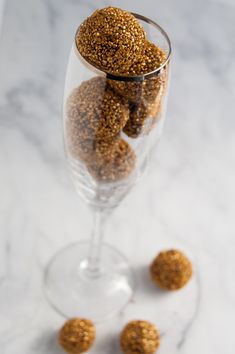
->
[[86, 207, 107, 277]]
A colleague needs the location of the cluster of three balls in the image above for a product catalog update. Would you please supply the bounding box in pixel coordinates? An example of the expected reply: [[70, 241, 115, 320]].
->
[[59, 250, 192, 354]]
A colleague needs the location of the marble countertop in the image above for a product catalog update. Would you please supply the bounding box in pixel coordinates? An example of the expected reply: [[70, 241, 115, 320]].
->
[[0, 0, 5, 34], [0, 0, 234, 353]]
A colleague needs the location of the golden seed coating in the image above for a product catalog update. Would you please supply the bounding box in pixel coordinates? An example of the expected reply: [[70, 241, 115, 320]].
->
[[130, 41, 167, 75], [108, 42, 167, 103], [88, 139, 136, 183], [66, 77, 129, 141], [108, 73, 166, 104], [58, 318, 96, 354], [108, 79, 144, 103], [150, 249, 193, 290], [143, 70, 166, 104], [123, 99, 161, 138], [76, 7, 146, 74], [66, 118, 120, 163], [120, 320, 160, 354]]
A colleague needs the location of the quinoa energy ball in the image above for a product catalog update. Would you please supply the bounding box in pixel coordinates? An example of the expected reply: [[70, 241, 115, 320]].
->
[[66, 77, 129, 141], [120, 320, 160, 354], [58, 318, 96, 354], [150, 249, 193, 290], [76, 7, 146, 74], [123, 99, 161, 138], [66, 129, 120, 164], [88, 140, 136, 183], [108, 41, 167, 103], [129, 41, 167, 76]]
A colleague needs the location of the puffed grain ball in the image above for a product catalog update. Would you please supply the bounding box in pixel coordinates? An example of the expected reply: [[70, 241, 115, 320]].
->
[[66, 118, 120, 163], [107, 79, 144, 103], [88, 139, 136, 183], [108, 71, 166, 104], [143, 68, 167, 104], [123, 99, 161, 138], [108, 41, 167, 103], [76, 7, 146, 74], [120, 320, 160, 354], [66, 77, 129, 140], [58, 318, 96, 354], [129, 41, 167, 75], [150, 249, 193, 290]]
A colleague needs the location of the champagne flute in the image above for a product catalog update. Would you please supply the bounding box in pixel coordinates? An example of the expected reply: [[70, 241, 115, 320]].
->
[[45, 13, 171, 322]]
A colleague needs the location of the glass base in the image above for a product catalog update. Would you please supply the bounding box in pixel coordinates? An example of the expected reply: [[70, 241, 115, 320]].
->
[[44, 241, 135, 322]]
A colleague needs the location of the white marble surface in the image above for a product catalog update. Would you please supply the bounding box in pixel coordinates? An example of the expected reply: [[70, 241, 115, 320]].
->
[[0, 0, 235, 353], [0, 0, 5, 34]]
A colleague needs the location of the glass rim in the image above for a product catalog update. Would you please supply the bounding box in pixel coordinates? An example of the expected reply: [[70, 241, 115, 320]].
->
[[74, 12, 172, 82]]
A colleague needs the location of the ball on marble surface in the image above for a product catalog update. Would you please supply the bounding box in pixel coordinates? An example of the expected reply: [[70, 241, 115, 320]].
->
[[58, 318, 96, 354], [120, 320, 160, 354], [150, 249, 192, 290], [76, 7, 146, 75]]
